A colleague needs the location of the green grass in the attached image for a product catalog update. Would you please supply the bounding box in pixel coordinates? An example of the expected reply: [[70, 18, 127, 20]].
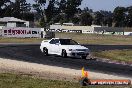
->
[[92, 49, 132, 63], [0, 73, 131, 88], [55, 33, 132, 45], [0, 33, 132, 45], [0, 38, 44, 43]]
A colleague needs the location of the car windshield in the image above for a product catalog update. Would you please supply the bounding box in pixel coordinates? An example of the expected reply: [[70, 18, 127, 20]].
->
[[59, 39, 78, 45]]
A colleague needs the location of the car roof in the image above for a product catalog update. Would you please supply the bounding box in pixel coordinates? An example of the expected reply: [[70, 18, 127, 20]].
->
[[52, 38, 71, 40]]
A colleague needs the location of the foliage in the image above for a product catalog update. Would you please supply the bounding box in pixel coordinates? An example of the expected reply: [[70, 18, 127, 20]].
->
[[33, 0, 46, 16], [0, 0, 33, 21], [126, 6, 132, 27], [80, 12, 93, 26], [93, 11, 104, 25], [113, 7, 126, 27], [45, 0, 59, 24], [0, 0, 12, 17], [0, 0, 132, 27], [65, 0, 83, 19]]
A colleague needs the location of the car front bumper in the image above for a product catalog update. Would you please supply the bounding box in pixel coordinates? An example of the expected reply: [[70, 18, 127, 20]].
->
[[67, 51, 89, 58]]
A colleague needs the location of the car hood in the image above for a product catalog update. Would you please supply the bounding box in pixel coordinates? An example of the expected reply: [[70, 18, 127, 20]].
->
[[61, 45, 88, 50]]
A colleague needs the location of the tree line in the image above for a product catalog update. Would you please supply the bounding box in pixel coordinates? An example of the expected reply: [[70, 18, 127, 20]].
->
[[0, 0, 132, 27]]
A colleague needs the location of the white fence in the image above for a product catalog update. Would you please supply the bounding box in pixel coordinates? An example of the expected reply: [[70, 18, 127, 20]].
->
[[1, 27, 55, 38], [2, 27, 41, 38]]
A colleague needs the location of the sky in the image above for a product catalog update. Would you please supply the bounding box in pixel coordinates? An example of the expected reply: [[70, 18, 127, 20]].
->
[[80, 0, 132, 11], [25, 0, 132, 12]]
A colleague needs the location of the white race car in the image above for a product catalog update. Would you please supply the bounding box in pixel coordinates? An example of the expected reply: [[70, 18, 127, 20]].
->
[[40, 38, 90, 59]]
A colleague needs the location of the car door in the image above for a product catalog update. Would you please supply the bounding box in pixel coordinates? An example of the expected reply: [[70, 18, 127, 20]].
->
[[52, 39, 61, 54], [48, 39, 60, 54], [48, 39, 56, 54]]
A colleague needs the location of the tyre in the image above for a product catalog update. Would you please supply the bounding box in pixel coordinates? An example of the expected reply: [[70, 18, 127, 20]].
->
[[43, 48, 48, 56], [81, 56, 87, 59], [61, 50, 67, 58], [80, 77, 91, 86]]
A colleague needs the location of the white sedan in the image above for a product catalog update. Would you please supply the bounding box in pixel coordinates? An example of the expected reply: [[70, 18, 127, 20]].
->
[[40, 38, 90, 59]]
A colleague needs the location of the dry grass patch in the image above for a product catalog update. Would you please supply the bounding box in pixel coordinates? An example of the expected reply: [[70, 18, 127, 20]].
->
[[0, 73, 131, 88], [92, 49, 132, 63], [0, 38, 43, 43], [55, 33, 132, 45]]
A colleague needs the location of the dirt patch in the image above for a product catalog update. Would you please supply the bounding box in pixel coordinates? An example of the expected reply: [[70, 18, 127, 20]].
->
[[0, 58, 80, 82], [0, 58, 132, 82]]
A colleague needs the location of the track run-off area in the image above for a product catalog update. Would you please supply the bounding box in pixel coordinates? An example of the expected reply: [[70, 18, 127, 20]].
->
[[0, 44, 132, 81]]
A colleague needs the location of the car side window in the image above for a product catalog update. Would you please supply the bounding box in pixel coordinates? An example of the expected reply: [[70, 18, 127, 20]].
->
[[49, 39, 55, 44], [49, 39, 59, 44], [54, 39, 59, 44]]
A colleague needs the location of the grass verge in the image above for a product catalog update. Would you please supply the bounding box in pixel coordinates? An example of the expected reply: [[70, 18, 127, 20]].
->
[[0, 38, 43, 43], [0, 33, 132, 45], [0, 73, 131, 88], [55, 32, 132, 45], [92, 49, 132, 63]]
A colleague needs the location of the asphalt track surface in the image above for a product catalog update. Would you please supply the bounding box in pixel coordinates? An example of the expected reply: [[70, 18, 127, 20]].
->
[[0, 44, 132, 78]]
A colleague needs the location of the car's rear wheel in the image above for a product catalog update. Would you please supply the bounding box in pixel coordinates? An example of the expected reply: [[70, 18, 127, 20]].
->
[[81, 56, 87, 59], [43, 48, 48, 56], [62, 50, 67, 58]]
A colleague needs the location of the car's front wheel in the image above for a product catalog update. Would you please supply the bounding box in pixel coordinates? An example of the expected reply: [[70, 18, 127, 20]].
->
[[43, 47, 48, 56], [61, 49, 67, 58]]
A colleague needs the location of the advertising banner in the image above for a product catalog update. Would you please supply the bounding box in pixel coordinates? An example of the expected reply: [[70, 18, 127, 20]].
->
[[2, 27, 41, 38]]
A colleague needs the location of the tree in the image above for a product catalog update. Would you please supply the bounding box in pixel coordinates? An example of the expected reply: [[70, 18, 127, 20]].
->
[[126, 6, 132, 27], [58, 0, 67, 12], [99, 10, 113, 27], [107, 17, 113, 27], [20, 0, 31, 15], [57, 0, 83, 22], [84, 7, 93, 13], [33, 0, 46, 16], [113, 7, 126, 27], [93, 11, 104, 25], [33, 0, 47, 27], [72, 16, 80, 25], [45, 0, 59, 24], [6, 0, 31, 20], [65, 0, 83, 19], [80, 12, 93, 26], [33, 0, 83, 26], [0, 0, 11, 17]]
